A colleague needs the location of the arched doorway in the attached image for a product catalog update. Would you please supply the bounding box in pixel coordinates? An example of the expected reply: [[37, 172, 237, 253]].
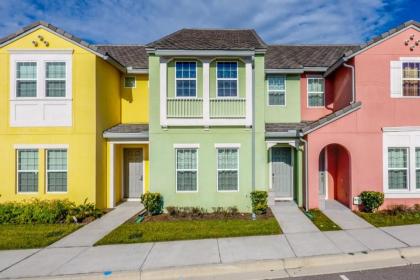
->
[[318, 144, 351, 207]]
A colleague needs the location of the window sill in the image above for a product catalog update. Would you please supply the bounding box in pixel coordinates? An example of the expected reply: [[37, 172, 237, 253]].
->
[[384, 192, 420, 198]]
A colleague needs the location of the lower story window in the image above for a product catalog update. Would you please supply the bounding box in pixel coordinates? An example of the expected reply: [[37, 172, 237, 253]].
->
[[217, 148, 239, 191], [47, 149, 68, 192], [17, 149, 38, 192], [388, 147, 408, 190], [176, 148, 197, 191], [416, 148, 420, 189]]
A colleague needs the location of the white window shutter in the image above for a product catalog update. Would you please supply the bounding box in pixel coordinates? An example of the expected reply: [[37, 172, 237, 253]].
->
[[390, 61, 402, 97]]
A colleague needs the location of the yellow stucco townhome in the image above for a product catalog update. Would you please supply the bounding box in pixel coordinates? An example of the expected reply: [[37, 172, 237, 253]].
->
[[0, 22, 149, 208]]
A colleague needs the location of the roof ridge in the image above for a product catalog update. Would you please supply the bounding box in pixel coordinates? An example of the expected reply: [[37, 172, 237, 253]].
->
[[182, 27, 255, 31]]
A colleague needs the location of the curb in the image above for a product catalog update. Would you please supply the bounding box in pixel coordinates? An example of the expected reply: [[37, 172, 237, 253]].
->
[[140, 247, 420, 280], [13, 246, 420, 280]]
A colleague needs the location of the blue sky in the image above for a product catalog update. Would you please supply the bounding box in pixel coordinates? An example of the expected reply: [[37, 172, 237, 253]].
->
[[0, 0, 418, 45]]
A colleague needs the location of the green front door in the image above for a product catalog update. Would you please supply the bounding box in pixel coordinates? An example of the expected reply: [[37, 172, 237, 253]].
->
[[271, 147, 293, 199]]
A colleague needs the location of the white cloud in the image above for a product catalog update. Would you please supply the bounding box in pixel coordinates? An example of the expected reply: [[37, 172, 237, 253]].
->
[[0, 0, 407, 44]]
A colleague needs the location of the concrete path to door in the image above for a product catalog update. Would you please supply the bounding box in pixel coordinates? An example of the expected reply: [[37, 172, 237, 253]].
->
[[50, 201, 143, 248], [271, 201, 319, 233], [320, 200, 373, 230]]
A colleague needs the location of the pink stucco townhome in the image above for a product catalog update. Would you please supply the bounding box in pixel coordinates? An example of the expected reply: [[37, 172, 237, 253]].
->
[[300, 21, 420, 210]]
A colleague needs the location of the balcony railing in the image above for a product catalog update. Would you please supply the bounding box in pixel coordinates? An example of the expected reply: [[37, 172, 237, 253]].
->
[[167, 98, 203, 118], [210, 98, 246, 118]]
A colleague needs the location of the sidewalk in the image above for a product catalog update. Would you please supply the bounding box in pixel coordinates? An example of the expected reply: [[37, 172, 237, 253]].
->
[[50, 201, 143, 248], [1, 204, 420, 279]]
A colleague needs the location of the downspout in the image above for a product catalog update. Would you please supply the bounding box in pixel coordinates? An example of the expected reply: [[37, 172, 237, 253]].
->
[[343, 62, 355, 103], [252, 57, 256, 192], [300, 136, 309, 210]]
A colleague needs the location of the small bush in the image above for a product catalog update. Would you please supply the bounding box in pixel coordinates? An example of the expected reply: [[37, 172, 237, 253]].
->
[[360, 191, 384, 213], [211, 206, 239, 217], [0, 199, 102, 224], [384, 204, 410, 216], [165, 206, 206, 217], [141, 192, 163, 215], [250, 191, 268, 214]]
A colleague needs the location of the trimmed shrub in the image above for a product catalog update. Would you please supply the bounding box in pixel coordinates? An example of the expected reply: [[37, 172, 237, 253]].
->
[[0, 199, 103, 224], [165, 206, 207, 217], [250, 191, 268, 214], [360, 191, 384, 213], [141, 192, 163, 215]]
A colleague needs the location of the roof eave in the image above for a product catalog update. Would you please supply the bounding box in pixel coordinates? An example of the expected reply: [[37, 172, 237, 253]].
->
[[102, 132, 149, 140], [127, 67, 149, 74]]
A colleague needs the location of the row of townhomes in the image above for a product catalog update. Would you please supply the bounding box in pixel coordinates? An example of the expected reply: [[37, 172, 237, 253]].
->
[[0, 20, 419, 211]]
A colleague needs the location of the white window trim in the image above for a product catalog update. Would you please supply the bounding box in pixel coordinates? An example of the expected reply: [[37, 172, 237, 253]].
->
[[124, 76, 136, 88], [216, 61, 239, 98], [46, 149, 68, 194], [16, 149, 39, 194], [175, 61, 197, 98], [383, 129, 420, 197], [307, 76, 325, 108], [45, 61, 67, 98], [10, 52, 72, 100], [400, 61, 420, 98], [267, 75, 286, 107], [175, 148, 198, 193], [386, 147, 410, 192], [216, 147, 240, 192], [15, 61, 38, 98]]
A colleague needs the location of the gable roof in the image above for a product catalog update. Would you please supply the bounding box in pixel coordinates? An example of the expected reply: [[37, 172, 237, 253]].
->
[[146, 28, 267, 50], [325, 20, 420, 76], [265, 45, 359, 69], [95, 45, 148, 69], [0, 21, 106, 56], [0, 21, 126, 72]]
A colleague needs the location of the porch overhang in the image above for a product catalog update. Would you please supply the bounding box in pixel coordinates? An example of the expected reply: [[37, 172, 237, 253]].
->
[[103, 123, 149, 141]]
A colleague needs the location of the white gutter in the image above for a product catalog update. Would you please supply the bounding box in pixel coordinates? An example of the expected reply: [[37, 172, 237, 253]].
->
[[343, 63, 355, 103], [300, 137, 309, 210], [127, 67, 149, 74]]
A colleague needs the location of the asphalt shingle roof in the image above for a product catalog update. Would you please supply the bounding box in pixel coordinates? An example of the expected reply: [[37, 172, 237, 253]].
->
[[265, 45, 359, 69], [146, 28, 267, 50], [104, 124, 149, 134], [95, 45, 148, 69]]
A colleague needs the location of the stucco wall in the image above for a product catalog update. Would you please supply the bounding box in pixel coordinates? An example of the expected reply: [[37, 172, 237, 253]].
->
[[306, 27, 420, 209]]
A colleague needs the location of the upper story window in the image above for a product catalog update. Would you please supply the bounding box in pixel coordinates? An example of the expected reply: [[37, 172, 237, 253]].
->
[[402, 62, 420, 97], [267, 75, 286, 106], [10, 51, 72, 127], [14, 60, 69, 98], [307, 77, 325, 107], [124, 76, 136, 88], [16, 62, 37, 97], [217, 62, 238, 97], [176, 61, 196, 97], [46, 62, 66, 97]]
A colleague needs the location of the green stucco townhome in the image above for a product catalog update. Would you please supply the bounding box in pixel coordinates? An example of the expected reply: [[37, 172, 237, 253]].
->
[[145, 29, 306, 211]]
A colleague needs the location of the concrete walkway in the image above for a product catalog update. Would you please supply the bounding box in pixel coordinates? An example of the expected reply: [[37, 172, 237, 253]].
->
[[0, 202, 418, 279], [50, 201, 143, 248], [271, 201, 319, 233], [321, 200, 373, 230]]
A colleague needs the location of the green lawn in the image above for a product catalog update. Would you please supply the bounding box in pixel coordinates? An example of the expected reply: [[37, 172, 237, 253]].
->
[[0, 224, 81, 250], [356, 211, 420, 227], [96, 217, 281, 245], [303, 209, 341, 231]]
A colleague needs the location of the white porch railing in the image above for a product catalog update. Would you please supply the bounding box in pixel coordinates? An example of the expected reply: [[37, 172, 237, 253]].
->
[[167, 98, 203, 118], [210, 98, 246, 118]]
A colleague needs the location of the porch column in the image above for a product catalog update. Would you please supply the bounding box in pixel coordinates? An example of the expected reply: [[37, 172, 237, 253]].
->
[[160, 58, 168, 127], [202, 59, 210, 127], [109, 142, 115, 208], [245, 59, 253, 126]]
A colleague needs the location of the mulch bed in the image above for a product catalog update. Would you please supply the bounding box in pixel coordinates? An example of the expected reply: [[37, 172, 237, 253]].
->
[[128, 208, 274, 223]]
